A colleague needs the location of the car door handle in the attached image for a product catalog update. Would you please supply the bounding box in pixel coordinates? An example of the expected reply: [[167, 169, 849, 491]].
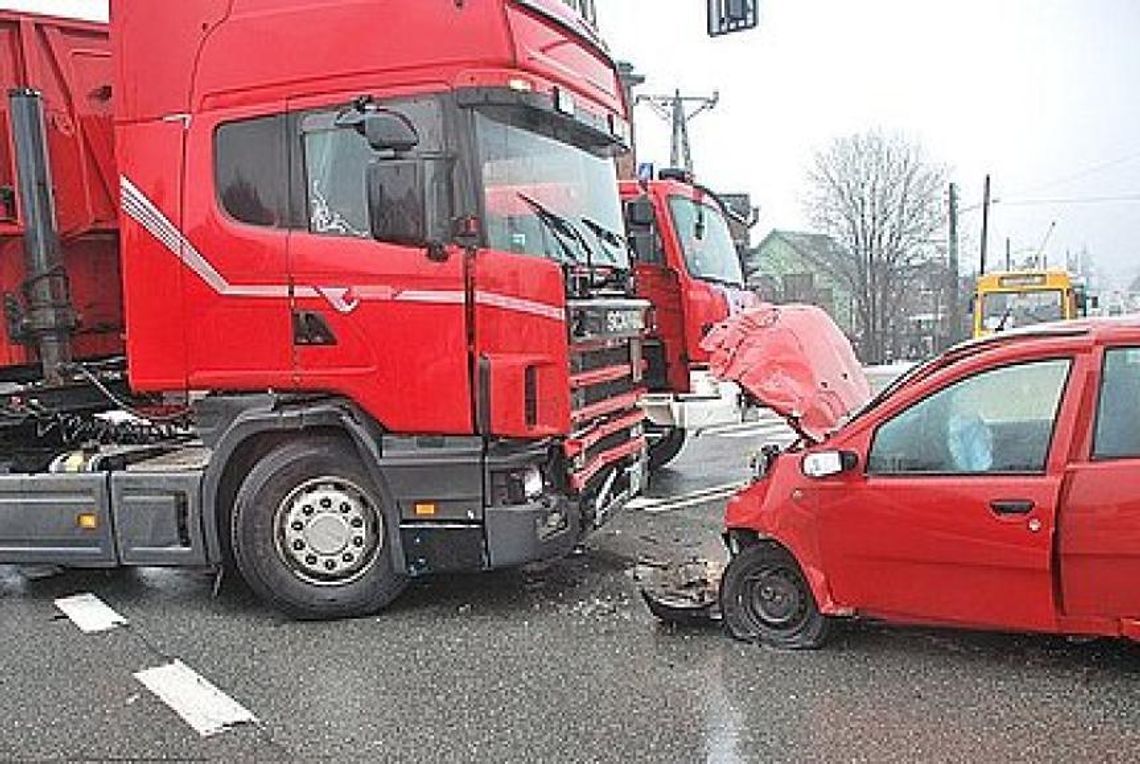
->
[[990, 499, 1035, 516]]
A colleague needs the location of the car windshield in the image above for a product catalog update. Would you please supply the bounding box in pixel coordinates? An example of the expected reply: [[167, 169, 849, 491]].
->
[[668, 196, 744, 286], [982, 289, 1064, 330], [474, 110, 626, 268]]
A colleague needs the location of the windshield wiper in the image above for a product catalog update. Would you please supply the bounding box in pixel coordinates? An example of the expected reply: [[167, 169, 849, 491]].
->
[[517, 193, 592, 267], [579, 216, 627, 266]]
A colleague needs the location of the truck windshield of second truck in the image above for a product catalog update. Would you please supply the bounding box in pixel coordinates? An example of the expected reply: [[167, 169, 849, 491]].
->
[[669, 197, 744, 287], [475, 111, 628, 269]]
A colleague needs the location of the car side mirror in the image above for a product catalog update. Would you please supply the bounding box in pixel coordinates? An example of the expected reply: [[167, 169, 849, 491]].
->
[[802, 450, 859, 478], [366, 157, 452, 254]]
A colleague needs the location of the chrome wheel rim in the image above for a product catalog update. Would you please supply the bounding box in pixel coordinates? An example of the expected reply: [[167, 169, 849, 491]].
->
[[274, 476, 382, 586]]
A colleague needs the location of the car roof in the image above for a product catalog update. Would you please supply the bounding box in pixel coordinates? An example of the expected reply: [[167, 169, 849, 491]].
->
[[956, 315, 1140, 355]]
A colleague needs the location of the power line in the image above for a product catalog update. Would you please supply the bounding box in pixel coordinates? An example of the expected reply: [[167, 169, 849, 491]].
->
[[996, 194, 1140, 207]]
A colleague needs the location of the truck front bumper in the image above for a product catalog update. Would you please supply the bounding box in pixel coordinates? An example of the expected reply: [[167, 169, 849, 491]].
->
[[641, 369, 747, 431]]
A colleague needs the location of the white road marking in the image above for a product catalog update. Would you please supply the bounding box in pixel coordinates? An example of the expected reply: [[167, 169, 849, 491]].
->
[[134, 660, 258, 737], [54, 593, 127, 633], [630, 481, 746, 514]]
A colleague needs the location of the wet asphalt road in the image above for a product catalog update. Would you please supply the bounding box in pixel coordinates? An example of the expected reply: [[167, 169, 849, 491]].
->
[[3, 428, 1140, 763]]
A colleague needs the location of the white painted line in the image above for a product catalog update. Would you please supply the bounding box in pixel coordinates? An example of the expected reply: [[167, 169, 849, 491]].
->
[[630, 481, 746, 514], [134, 660, 258, 737], [54, 593, 127, 633], [641, 487, 742, 514]]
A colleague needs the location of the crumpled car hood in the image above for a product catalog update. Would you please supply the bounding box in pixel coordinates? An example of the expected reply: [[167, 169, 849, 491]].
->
[[700, 304, 872, 442]]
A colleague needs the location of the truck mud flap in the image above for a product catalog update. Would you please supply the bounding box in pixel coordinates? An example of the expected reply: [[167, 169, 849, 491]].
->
[[0, 474, 115, 567]]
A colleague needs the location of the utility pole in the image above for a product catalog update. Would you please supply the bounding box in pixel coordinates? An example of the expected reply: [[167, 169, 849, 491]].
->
[[615, 62, 646, 181], [1005, 237, 1011, 271], [980, 174, 991, 275], [948, 182, 960, 347], [637, 89, 719, 175]]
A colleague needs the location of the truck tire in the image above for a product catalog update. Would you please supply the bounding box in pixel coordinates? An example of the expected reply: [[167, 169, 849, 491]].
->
[[720, 543, 830, 649], [231, 435, 407, 619], [647, 426, 686, 471]]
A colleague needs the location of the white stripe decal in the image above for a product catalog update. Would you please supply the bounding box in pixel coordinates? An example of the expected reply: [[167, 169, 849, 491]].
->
[[54, 593, 127, 633], [120, 176, 564, 322], [475, 291, 565, 321], [134, 660, 258, 738]]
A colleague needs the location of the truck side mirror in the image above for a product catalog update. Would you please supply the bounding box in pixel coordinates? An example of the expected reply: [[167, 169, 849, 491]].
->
[[624, 197, 659, 264], [626, 197, 655, 228], [338, 108, 419, 153], [367, 156, 454, 255]]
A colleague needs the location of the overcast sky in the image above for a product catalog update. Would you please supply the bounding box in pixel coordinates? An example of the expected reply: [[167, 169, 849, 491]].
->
[[598, 0, 1140, 288], [7, 0, 1139, 286]]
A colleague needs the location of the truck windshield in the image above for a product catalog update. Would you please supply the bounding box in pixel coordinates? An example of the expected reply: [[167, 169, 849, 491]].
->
[[474, 110, 627, 268], [668, 196, 744, 286], [982, 289, 1064, 331]]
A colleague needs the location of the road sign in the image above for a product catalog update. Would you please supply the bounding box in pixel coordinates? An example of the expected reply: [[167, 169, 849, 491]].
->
[[708, 0, 758, 37]]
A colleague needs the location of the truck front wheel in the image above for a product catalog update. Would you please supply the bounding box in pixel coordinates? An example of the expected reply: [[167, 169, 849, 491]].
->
[[231, 436, 407, 619]]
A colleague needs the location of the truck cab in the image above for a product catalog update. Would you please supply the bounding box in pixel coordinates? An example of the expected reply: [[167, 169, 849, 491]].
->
[[0, 0, 649, 619], [620, 173, 757, 469]]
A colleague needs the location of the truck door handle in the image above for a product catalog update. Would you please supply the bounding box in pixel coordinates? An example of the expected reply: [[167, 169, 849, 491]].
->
[[990, 499, 1035, 516]]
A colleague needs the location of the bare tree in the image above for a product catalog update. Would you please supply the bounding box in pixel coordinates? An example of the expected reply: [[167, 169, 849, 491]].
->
[[805, 131, 947, 363]]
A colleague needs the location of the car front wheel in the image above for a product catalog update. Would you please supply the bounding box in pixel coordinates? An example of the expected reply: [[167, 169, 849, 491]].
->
[[720, 543, 830, 649]]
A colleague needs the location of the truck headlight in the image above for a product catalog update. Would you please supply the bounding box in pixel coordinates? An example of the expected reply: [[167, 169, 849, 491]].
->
[[521, 466, 544, 501]]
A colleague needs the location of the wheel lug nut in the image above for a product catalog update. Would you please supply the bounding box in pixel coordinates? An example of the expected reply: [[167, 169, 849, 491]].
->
[[324, 559, 336, 570], [342, 553, 353, 563], [340, 503, 351, 514], [292, 521, 304, 531], [306, 555, 317, 565], [320, 498, 332, 509], [353, 537, 364, 547], [293, 540, 304, 551], [351, 518, 364, 528], [302, 505, 314, 516]]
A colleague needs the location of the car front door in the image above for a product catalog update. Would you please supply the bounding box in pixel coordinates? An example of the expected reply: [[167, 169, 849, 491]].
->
[[816, 355, 1079, 631]]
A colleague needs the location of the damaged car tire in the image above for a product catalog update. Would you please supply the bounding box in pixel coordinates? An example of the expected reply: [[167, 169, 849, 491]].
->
[[720, 543, 830, 649]]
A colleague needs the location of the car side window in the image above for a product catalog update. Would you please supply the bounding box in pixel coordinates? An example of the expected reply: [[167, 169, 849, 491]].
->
[[869, 358, 1071, 475], [1093, 347, 1140, 460]]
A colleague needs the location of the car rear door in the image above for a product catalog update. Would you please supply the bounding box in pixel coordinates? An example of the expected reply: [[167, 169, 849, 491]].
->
[[816, 353, 1081, 631], [1058, 345, 1140, 619]]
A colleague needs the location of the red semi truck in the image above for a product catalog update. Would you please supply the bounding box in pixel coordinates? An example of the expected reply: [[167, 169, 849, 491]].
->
[[621, 173, 757, 469], [0, 1, 648, 618]]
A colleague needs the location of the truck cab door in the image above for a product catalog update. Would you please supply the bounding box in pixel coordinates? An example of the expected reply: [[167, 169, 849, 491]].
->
[[815, 356, 1078, 631], [626, 195, 686, 393], [285, 97, 471, 435]]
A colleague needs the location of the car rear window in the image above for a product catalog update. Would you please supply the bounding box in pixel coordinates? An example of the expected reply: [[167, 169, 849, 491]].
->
[[1093, 347, 1140, 460]]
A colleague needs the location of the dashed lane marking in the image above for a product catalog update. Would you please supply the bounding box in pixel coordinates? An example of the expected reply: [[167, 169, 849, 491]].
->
[[134, 660, 259, 738], [54, 593, 128, 633]]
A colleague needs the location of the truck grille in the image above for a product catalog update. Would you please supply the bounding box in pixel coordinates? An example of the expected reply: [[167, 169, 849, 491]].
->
[[563, 299, 649, 496]]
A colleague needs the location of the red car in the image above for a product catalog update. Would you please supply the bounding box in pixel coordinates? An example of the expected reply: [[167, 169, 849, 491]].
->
[[703, 306, 1140, 649]]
